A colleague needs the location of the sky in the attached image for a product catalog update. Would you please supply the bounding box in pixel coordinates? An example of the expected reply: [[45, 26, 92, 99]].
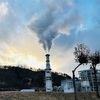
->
[[0, 0, 100, 77]]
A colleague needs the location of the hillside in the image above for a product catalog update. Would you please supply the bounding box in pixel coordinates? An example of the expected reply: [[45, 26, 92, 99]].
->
[[0, 66, 71, 90]]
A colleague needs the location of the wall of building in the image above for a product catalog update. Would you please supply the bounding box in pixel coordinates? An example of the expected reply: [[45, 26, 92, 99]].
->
[[79, 69, 100, 91]]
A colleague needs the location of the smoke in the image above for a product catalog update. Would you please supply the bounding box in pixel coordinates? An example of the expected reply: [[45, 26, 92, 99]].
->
[[28, 0, 82, 52], [28, 8, 58, 52]]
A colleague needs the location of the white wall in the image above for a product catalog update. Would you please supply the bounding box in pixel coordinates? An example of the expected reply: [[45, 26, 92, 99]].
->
[[64, 83, 74, 93]]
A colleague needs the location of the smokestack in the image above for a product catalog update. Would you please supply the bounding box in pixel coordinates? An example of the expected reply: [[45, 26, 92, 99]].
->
[[45, 54, 53, 92]]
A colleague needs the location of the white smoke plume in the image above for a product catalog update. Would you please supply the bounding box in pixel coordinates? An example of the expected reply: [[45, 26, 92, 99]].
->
[[28, 0, 82, 52]]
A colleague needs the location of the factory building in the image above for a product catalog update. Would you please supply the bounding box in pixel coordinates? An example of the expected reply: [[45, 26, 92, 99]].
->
[[60, 79, 74, 93], [78, 68, 100, 91], [60, 79, 81, 93]]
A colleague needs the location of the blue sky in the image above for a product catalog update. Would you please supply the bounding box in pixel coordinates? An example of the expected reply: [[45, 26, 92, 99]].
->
[[0, 0, 100, 76]]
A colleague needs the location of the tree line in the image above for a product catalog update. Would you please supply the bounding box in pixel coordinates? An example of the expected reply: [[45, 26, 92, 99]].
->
[[0, 66, 71, 91]]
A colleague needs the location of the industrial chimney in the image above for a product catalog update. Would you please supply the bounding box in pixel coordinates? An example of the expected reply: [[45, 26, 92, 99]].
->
[[45, 54, 53, 92]]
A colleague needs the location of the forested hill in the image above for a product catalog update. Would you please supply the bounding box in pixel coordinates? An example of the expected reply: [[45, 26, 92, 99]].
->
[[0, 66, 71, 91]]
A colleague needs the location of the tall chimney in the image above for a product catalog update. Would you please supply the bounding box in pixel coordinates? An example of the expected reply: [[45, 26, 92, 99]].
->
[[45, 54, 53, 92]]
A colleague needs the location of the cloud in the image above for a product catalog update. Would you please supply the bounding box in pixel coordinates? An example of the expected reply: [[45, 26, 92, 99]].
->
[[0, 0, 45, 68], [0, 2, 8, 18]]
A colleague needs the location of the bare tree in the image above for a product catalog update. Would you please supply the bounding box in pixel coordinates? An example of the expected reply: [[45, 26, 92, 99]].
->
[[74, 44, 89, 64], [89, 50, 100, 98], [73, 44, 89, 100]]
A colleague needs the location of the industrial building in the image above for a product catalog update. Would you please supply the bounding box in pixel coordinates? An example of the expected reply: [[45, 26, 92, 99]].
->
[[60, 68, 100, 93], [60, 79, 74, 93], [44, 54, 100, 93], [60, 79, 81, 93], [78, 68, 100, 91]]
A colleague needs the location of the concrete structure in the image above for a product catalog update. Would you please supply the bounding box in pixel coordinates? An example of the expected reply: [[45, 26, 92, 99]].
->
[[21, 89, 35, 92], [81, 81, 91, 91], [61, 79, 74, 93], [78, 69, 100, 91], [45, 54, 53, 92], [60, 79, 81, 93]]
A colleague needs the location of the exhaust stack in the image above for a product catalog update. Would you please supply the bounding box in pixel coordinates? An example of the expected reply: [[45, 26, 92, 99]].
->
[[45, 54, 53, 92]]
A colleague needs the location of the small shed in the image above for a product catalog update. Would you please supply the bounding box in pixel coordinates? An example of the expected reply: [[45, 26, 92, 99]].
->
[[61, 79, 74, 93]]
